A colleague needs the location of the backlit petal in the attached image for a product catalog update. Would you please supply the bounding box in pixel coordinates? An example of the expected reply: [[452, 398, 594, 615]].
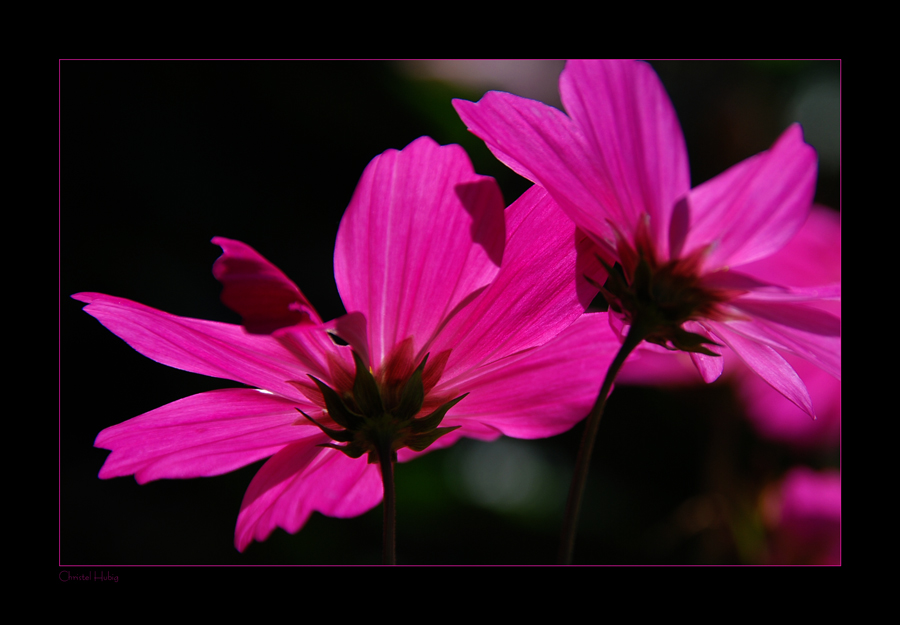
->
[[334, 136, 505, 367], [707, 321, 814, 416], [720, 316, 841, 381], [453, 92, 614, 247], [73, 292, 312, 399], [736, 205, 841, 288], [440, 313, 617, 439], [684, 125, 817, 271], [685, 321, 724, 382], [737, 353, 841, 450], [430, 186, 601, 379], [235, 443, 381, 552], [559, 60, 691, 256], [96, 388, 317, 483]]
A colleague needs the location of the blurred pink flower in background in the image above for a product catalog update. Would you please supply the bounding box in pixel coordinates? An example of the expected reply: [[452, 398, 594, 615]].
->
[[738, 357, 840, 450], [75, 137, 617, 551], [762, 467, 841, 564], [733, 205, 840, 449], [454, 60, 840, 417]]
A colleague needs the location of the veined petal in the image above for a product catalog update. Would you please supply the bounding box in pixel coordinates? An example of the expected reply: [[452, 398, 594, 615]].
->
[[702, 270, 841, 303], [736, 205, 841, 288], [428, 186, 601, 379], [73, 292, 313, 399], [684, 124, 817, 271], [731, 299, 840, 337], [559, 60, 691, 257], [438, 314, 616, 439], [707, 321, 815, 416], [235, 443, 381, 552], [212, 237, 321, 334], [273, 321, 356, 390], [333, 136, 506, 368], [96, 388, 317, 483], [453, 91, 616, 248], [719, 316, 841, 381], [737, 353, 841, 450], [323, 312, 371, 368]]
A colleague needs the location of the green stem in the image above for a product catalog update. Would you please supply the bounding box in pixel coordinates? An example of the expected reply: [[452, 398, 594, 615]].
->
[[558, 319, 648, 564], [377, 441, 397, 565]]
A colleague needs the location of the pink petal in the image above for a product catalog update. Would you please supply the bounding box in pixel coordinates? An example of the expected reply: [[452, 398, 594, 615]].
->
[[323, 311, 371, 367], [96, 388, 318, 483], [272, 321, 357, 390], [707, 321, 814, 416], [684, 124, 817, 271], [737, 354, 840, 450], [689, 351, 725, 383], [617, 349, 700, 386], [720, 316, 841, 381], [235, 443, 381, 551], [212, 237, 321, 334], [702, 270, 841, 304], [736, 205, 841, 288], [684, 321, 724, 383], [559, 60, 691, 257], [731, 299, 840, 337], [453, 91, 616, 249], [438, 313, 618, 439], [73, 292, 324, 399], [427, 185, 601, 380], [333, 136, 506, 368]]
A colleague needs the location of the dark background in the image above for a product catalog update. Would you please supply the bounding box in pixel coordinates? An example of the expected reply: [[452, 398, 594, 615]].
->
[[61, 60, 840, 565]]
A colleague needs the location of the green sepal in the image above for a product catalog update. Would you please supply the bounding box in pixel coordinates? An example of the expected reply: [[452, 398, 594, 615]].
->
[[406, 425, 462, 452], [307, 376, 364, 430], [410, 393, 468, 434], [352, 351, 384, 416], [667, 327, 722, 356], [394, 354, 427, 422], [595, 255, 631, 302], [318, 442, 366, 459], [295, 408, 355, 443], [366, 448, 398, 464], [646, 327, 722, 357]]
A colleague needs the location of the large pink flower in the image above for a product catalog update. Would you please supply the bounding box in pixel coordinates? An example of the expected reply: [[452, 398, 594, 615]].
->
[[74, 136, 617, 552], [454, 60, 840, 415]]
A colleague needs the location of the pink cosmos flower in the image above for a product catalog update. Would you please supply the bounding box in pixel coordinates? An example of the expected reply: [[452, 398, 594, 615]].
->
[[616, 206, 841, 449], [74, 136, 617, 552], [454, 60, 840, 416]]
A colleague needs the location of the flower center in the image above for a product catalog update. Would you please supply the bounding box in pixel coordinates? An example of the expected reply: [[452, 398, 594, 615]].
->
[[595, 223, 739, 355], [294, 345, 465, 463]]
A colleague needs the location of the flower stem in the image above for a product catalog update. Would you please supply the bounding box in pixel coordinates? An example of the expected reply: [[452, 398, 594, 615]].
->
[[558, 320, 647, 564], [377, 440, 397, 565]]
